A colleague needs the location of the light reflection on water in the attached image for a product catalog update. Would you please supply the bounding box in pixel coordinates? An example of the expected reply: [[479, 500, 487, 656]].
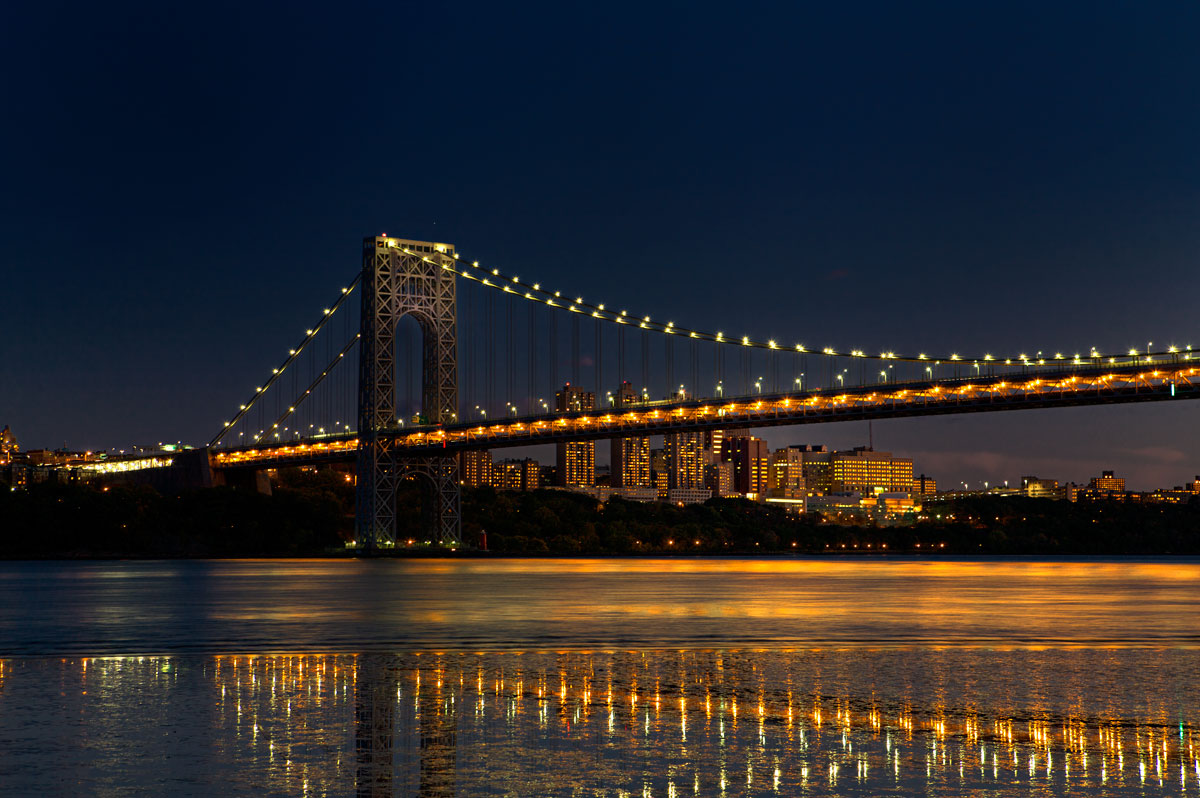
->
[[0, 650, 1196, 796], [1, 558, 1200, 653], [2, 558, 1200, 795]]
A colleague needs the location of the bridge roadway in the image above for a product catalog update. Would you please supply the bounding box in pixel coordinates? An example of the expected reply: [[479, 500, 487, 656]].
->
[[211, 360, 1200, 471]]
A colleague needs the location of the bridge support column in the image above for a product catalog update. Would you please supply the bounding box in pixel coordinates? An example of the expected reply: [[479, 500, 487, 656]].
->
[[356, 235, 461, 549]]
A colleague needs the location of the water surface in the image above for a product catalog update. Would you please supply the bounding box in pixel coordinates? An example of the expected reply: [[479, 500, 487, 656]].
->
[[2, 557, 1198, 795], [2, 557, 1198, 654]]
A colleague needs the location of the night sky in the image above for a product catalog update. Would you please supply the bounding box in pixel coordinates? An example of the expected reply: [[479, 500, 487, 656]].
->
[[3, 2, 1199, 490]]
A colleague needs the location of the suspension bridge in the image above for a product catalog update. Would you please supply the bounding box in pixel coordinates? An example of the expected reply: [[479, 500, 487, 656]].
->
[[105, 235, 1200, 549]]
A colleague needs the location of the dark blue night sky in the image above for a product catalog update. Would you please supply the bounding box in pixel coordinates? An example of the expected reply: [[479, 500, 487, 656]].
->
[[3, 2, 1198, 489]]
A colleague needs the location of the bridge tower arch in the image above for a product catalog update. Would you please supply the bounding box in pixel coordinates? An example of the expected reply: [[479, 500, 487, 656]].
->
[[356, 235, 461, 549]]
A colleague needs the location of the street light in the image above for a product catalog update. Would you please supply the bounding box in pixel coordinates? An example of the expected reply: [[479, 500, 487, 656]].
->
[[754, 377, 762, 394], [716, 381, 724, 397]]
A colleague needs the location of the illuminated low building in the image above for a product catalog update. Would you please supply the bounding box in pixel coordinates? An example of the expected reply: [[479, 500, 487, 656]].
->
[[562, 485, 658, 503], [0, 425, 17, 464], [493, 458, 540, 491], [828, 447, 913, 495], [1021, 475, 1063, 499], [807, 490, 918, 524], [913, 474, 937, 497], [666, 487, 712, 506], [1088, 470, 1125, 494]]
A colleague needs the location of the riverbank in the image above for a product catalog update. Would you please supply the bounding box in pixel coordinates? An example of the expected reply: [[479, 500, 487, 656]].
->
[[2, 472, 1198, 557]]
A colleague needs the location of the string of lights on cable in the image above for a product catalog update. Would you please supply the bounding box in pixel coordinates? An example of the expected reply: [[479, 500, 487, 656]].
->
[[210, 275, 361, 447], [406, 244, 1193, 368]]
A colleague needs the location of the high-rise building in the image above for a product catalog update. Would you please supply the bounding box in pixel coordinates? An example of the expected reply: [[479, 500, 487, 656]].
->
[[555, 383, 595, 487], [704, 429, 724, 461], [703, 458, 735, 498], [613, 380, 639, 407], [459, 450, 493, 488], [913, 474, 937, 497], [792, 445, 832, 495], [650, 448, 669, 499], [555, 382, 595, 412], [767, 447, 806, 499], [723, 435, 770, 497], [665, 432, 707, 490], [828, 447, 913, 494], [612, 437, 651, 488], [611, 381, 651, 488], [557, 441, 596, 488]]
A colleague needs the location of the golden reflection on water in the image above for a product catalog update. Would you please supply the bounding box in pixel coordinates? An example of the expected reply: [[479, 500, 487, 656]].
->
[[3, 649, 1197, 796], [6, 559, 1200, 652], [376, 557, 1200, 647]]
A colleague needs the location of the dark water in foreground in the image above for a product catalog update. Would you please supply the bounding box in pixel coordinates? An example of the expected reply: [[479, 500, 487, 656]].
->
[[0, 557, 1197, 795]]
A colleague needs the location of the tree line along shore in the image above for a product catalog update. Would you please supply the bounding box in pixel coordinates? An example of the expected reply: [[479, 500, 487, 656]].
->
[[2, 469, 1199, 558]]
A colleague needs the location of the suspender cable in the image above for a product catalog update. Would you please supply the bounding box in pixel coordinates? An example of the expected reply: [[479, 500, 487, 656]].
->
[[595, 318, 602, 397], [506, 291, 514, 410], [716, 341, 723, 398], [641, 329, 649, 400], [691, 339, 698, 398], [619, 326, 626, 385], [550, 310, 558, 391], [528, 300, 536, 414], [467, 281, 475, 419], [254, 335, 360, 443], [571, 315, 580, 386], [486, 289, 495, 416], [666, 336, 674, 398], [211, 274, 361, 447]]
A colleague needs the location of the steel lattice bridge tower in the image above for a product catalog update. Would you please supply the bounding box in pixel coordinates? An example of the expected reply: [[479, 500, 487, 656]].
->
[[357, 235, 461, 549]]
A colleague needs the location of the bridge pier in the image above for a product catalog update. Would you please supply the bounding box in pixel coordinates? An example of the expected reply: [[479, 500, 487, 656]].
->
[[356, 235, 461, 549]]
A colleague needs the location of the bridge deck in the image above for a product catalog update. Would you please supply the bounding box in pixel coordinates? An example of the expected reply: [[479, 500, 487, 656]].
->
[[211, 361, 1200, 469]]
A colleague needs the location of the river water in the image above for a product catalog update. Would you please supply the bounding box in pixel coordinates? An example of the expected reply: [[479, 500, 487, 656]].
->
[[0, 557, 1197, 795]]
